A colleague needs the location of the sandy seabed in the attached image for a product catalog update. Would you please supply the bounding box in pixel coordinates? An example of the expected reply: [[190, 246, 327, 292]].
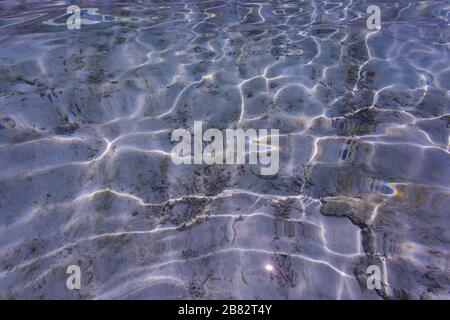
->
[[0, 0, 449, 299]]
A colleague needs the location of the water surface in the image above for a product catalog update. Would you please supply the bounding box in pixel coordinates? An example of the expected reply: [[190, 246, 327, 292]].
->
[[0, 0, 449, 299]]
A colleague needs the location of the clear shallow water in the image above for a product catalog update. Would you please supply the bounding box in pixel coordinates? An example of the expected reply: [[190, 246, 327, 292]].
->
[[0, 0, 449, 299]]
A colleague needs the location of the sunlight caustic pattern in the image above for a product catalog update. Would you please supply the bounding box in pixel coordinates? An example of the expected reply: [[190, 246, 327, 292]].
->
[[0, 0, 449, 299]]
